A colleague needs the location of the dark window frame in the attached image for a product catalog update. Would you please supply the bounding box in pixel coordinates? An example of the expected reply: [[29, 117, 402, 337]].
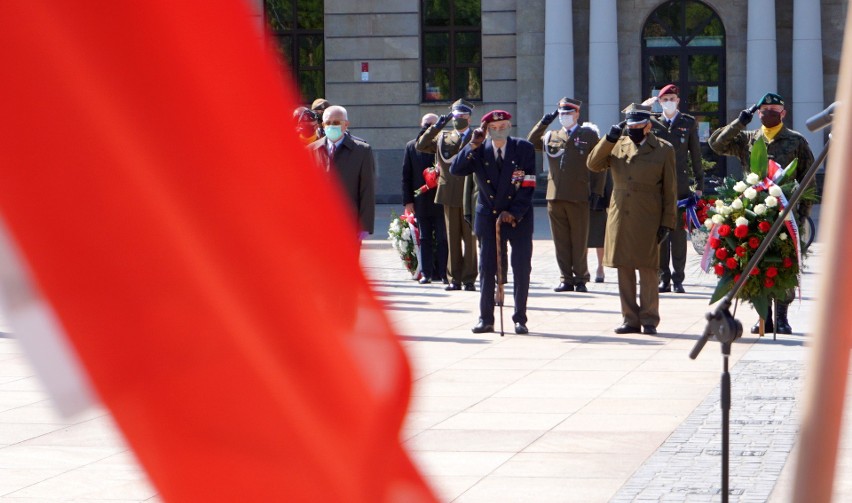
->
[[264, 1, 325, 102], [421, 1, 482, 103]]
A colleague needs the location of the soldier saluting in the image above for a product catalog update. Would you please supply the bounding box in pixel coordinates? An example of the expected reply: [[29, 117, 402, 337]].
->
[[416, 99, 478, 292], [646, 84, 704, 294], [527, 97, 603, 293]]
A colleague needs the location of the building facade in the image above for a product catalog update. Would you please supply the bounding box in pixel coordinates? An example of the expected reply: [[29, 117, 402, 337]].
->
[[250, 0, 847, 203]]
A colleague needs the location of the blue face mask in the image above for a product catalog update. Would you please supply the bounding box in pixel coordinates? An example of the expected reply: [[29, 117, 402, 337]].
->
[[324, 125, 343, 142]]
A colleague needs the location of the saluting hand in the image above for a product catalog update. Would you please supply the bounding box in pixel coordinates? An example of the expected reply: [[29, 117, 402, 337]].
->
[[606, 121, 627, 142], [470, 121, 487, 148], [434, 113, 452, 129], [540, 109, 559, 126]]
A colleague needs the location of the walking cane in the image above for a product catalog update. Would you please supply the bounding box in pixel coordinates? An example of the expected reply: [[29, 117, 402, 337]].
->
[[495, 219, 505, 337]]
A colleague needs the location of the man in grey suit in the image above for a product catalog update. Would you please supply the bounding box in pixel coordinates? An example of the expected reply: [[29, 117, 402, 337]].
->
[[309, 105, 375, 238]]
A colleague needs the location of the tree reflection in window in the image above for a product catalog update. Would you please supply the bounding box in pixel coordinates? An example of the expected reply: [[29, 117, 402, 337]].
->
[[422, 0, 482, 102], [265, 0, 324, 103]]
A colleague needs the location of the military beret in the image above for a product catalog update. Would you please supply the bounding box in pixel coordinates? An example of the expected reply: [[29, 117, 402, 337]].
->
[[481, 110, 512, 124], [558, 97, 582, 112], [758, 92, 784, 107], [622, 103, 653, 125], [451, 98, 474, 115], [658, 84, 679, 97], [293, 106, 318, 124], [311, 98, 331, 112]]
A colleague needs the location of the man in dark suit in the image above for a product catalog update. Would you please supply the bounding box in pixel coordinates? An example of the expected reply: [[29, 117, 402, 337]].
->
[[451, 110, 536, 335], [308, 105, 375, 239], [647, 84, 704, 294], [402, 113, 448, 284]]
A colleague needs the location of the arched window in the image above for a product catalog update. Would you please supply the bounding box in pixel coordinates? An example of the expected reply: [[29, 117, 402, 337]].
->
[[264, 0, 325, 103], [421, 0, 482, 102], [643, 0, 725, 143]]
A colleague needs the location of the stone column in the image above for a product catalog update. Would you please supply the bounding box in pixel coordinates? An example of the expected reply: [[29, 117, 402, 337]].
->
[[793, 0, 825, 149], [543, 0, 573, 114], [746, 0, 778, 108], [588, 0, 619, 130]]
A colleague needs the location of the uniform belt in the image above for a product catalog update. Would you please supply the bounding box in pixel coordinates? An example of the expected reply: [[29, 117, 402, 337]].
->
[[619, 181, 658, 193]]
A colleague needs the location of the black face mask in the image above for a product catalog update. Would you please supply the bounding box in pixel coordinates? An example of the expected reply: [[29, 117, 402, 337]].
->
[[453, 118, 469, 130], [760, 110, 782, 128], [627, 128, 646, 144]]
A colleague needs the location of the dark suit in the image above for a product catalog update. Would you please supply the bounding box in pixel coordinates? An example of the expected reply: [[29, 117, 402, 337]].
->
[[309, 133, 376, 234], [402, 138, 448, 280], [651, 112, 703, 286], [451, 137, 536, 325]]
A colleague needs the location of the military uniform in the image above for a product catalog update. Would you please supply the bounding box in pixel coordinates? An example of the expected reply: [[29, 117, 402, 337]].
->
[[650, 85, 704, 292], [451, 110, 536, 332], [527, 97, 603, 291], [416, 99, 478, 290], [588, 104, 677, 332]]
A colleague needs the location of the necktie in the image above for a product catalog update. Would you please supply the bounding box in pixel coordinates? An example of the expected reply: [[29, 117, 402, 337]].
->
[[496, 148, 503, 170]]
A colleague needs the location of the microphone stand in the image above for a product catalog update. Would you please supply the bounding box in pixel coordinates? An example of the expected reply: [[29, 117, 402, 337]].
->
[[690, 119, 832, 503]]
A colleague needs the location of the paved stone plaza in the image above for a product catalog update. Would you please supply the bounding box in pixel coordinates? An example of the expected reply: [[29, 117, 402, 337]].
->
[[1, 204, 851, 502]]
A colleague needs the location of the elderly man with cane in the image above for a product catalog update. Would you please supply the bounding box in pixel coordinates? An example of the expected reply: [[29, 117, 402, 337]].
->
[[450, 110, 536, 335]]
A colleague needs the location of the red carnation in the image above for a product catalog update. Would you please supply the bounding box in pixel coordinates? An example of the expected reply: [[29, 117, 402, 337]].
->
[[758, 221, 771, 233], [748, 236, 760, 249], [766, 266, 778, 278], [714, 264, 725, 276], [735, 246, 746, 257], [750, 267, 760, 276], [734, 274, 741, 283], [718, 224, 731, 237], [764, 277, 775, 288], [734, 225, 749, 239], [783, 257, 793, 268], [726, 257, 738, 270], [709, 237, 721, 249], [716, 247, 728, 260]]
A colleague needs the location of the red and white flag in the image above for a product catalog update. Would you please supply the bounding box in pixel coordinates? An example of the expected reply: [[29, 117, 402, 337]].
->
[[0, 2, 436, 502]]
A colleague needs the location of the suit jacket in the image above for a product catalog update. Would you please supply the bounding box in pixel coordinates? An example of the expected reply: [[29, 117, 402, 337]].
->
[[450, 137, 537, 237], [416, 125, 473, 207], [587, 133, 678, 269], [651, 112, 704, 197], [309, 133, 376, 234], [401, 138, 442, 217], [527, 120, 604, 201]]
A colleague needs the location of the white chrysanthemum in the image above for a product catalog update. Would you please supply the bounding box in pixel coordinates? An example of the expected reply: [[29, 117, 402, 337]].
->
[[402, 228, 411, 241], [765, 195, 778, 207], [769, 185, 783, 197], [731, 198, 744, 210], [744, 187, 757, 200], [704, 218, 713, 229], [780, 232, 788, 241], [715, 199, 725, 208], [733, 181, 748, 193], [721, 206, 733, 216], [746, 173, 760, 185], [735, 216, 749, 227], [754, 204, 767, 215], [712, 214, 725, 224]]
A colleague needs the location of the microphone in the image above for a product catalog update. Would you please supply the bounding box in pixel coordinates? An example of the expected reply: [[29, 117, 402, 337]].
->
[[806, 101, 839, 132]]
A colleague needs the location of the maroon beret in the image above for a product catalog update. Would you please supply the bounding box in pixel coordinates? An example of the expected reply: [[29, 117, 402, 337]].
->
[[658, 84, 679, 97], [481, 110, 512, 124]]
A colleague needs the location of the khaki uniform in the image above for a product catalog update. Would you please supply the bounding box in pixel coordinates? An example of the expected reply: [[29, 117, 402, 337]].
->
[[587, 133, 677, 327], [651, 112, 704, 287], [416, 125, 477, 286], [528, 120, 603, 285]]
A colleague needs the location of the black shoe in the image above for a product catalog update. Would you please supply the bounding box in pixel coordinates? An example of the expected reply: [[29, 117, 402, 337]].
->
[[673, 283, 685, 293], [418, 277, 432, 284], [643, 325, 657, 335], [464, 283, 476, 291], [659, 282, 671, 293], [471, 320, 494, 334], [442, 278, 450, 285], [514, 322, 528, 335], [594, 275, 604, 283], [614, 324, 641, 334], [445, 283, 461, 291], [751, 319, 775, 334], [575, 283, 588, 293], [554, 282, 574, 292]]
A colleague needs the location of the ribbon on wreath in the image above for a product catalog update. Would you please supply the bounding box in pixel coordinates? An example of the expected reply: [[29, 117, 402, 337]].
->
[[678, 193, 701, 231]]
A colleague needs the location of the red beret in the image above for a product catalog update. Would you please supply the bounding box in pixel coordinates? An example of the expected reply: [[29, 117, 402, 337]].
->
[[658, 84, 679, 97], [481, 110, 512, 124]]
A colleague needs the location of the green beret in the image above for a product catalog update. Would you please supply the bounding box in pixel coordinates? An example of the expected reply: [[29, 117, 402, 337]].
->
[[758, 93, 784, 107]]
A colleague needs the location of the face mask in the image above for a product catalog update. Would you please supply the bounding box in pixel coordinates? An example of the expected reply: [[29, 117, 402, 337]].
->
[[324, 125, 343, 142], [559, 114, 575, 129], [627, 128, 646, 144], [760, 110, 782, 128], [661, 101, 677, 114], [453, 117, 469, 130], [489, 128, 510, 141]]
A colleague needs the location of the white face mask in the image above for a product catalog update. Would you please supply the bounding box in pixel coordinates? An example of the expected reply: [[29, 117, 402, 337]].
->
[[661, 101, 677, 114], [559, 114, 575, 129]]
